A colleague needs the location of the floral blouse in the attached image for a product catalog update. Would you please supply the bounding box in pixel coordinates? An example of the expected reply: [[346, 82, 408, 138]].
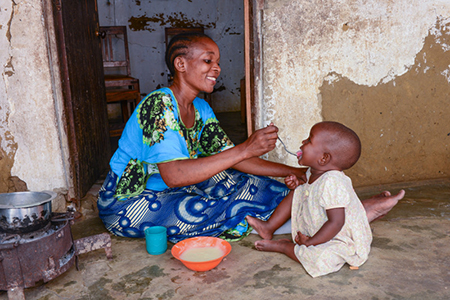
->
[[110, 88, 234, 195]]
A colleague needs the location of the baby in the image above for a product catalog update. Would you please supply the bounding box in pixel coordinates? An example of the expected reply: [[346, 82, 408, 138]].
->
[[247, 121, 373, 277]]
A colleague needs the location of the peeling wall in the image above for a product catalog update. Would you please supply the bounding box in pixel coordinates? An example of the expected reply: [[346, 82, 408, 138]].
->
[[0, 0, 69, 197], [98, 0, 245, 112], [1, 0, 449, 198], [262, 0, 450, 186]]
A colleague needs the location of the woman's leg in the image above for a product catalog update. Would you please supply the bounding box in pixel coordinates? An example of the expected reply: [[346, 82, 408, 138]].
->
[[363, 189, 405, 222], [248, 189, 405, 241], [247, 190, 294, 240]]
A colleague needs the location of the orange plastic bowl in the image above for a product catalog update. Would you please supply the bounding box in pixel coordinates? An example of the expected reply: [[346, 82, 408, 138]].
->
[[171, 236, 232, 272]]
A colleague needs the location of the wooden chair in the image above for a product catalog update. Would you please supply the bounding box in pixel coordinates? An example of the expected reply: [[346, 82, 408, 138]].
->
[[100, 26, 141, 137]]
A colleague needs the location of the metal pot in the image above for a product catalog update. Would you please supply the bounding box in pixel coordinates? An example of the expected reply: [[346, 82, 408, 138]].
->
[[0, 191, 56, 234]]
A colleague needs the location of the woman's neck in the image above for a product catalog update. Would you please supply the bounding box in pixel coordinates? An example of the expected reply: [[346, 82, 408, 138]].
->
[[169, 82, 197, 108], [169, 83, 196, 128]]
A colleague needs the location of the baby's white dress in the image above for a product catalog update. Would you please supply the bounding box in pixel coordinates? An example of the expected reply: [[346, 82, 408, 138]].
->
[[291, 169, 372, 277]]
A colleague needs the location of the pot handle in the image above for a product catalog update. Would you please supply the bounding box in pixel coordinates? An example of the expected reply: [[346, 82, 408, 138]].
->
[[0, 243, 17, 250], [0, 234, 20, 250]]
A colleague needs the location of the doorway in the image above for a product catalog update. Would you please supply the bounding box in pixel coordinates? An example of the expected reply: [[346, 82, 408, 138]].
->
[[48, 1, 262, 199], [98, 0, 255, 149]]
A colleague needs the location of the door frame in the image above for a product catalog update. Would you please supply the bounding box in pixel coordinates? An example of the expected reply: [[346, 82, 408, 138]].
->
[[42, 0, 74, 197], [43, 0, 110, 200], [244, 0, 264, 136]]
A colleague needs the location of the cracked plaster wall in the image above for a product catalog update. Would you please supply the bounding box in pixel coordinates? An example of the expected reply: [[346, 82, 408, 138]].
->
[[0, 0, 68, 195], [262, 0, 450, 186]]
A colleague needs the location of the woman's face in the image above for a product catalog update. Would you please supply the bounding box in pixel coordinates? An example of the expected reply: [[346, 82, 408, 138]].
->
[[183, 37, 221, 93]]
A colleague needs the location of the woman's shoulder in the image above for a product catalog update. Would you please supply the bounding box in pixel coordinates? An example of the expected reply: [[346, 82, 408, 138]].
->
[[193, 96, 212, 109], [137, 88, 176, 117], [193, 96, 215, 119], [142, 87, 173, 103]]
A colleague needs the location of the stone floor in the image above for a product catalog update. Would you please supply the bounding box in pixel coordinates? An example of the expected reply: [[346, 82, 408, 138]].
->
[[2, 113, 449, 299]]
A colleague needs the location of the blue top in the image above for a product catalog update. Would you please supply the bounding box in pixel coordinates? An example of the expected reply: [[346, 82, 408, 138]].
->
[[110, 87, 234, 191]]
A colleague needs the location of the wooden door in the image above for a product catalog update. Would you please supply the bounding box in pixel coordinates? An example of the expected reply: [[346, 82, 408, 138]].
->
[[52, 0, 111, 199]]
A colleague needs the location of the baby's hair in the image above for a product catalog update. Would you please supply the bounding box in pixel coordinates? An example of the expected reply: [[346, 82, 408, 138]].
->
[[165, 32, 212, 76], [319, 121, 361, 170]]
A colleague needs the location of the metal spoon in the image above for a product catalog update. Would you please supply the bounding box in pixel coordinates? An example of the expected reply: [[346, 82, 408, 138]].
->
[[277, 136, 297, 157]]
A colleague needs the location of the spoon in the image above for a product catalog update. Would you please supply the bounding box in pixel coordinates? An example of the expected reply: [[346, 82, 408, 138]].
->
[[277, 136, 297, 157]]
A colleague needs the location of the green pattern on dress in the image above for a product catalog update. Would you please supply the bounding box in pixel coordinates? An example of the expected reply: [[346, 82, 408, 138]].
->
[[199, 118, 234, 155], [179, 109, 204, 158], [114, 159, 149, 200], [137, 92, 175, 146]]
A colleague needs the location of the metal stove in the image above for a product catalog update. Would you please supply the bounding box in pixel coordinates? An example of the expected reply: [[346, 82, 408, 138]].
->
[[0, 212, 112, 300]]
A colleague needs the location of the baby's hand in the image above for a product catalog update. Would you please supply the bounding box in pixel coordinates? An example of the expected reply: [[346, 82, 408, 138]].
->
[[294, 231, 310, 246], [285, 174, 300, 190]]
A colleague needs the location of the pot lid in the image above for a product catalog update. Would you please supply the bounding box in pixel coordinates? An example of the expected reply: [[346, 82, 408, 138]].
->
[[0, 191, 57, 209]]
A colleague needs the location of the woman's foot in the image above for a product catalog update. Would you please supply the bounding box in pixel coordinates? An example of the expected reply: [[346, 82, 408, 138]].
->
[[363, 189, 405, 222], [254, 239, 293, 252], [246, 216, 274, 240]]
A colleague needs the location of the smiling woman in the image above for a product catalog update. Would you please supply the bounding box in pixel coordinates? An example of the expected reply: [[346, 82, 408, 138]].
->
[[97, 32, 307, 243]]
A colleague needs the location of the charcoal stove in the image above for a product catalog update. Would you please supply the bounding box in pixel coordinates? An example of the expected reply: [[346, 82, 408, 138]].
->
[[0, 212, 112, 300]]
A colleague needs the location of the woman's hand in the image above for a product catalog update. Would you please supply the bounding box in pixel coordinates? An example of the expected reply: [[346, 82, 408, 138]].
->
[[241, 123, 279, 159]]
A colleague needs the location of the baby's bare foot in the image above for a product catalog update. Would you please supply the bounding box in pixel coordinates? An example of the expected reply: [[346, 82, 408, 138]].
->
[[363, 189, 405, 222], [246, 216, 274, 240], [254, 239, 293, 252]]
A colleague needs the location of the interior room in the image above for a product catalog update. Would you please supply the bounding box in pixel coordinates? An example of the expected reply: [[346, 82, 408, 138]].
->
[[98, 0, 248, 149]]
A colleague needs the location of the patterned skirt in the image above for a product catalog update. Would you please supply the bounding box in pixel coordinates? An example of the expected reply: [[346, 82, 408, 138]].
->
[[97, 169, 289, 243]]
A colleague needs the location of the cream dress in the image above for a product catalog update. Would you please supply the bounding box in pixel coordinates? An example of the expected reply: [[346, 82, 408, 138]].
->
[[292, 169, 372, 277]]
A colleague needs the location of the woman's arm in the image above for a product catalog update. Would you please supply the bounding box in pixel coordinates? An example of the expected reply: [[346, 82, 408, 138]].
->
[[295, 207, 345, 247], [158, 125, 280, 187], [232, 157, 307, 180]]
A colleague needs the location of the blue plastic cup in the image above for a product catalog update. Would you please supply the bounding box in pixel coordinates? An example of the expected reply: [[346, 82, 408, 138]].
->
[[145, 226, 167, 255]]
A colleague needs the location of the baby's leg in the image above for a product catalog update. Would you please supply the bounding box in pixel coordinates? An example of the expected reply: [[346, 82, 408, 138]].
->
[[247, 190, 294, 240], [254, 239, 300, 263]]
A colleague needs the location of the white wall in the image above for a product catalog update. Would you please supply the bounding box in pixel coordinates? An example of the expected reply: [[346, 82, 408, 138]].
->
[[261, 0, 450, 175], [0, 0, 69, 195]]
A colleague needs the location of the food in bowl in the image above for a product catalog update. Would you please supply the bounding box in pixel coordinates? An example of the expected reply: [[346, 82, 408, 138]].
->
[[180, 246, 224, 262], [171, 236, 231, 271]]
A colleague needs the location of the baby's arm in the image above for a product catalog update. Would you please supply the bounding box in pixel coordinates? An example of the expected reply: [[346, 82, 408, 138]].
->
[[294, 207, 345, 246]]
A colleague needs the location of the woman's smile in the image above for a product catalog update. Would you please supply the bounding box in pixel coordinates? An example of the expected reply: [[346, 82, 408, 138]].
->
[[206, 76, 217, 83]]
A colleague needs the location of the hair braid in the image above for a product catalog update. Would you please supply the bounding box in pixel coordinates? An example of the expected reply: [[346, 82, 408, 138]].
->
[[165, 32, 211, 76]]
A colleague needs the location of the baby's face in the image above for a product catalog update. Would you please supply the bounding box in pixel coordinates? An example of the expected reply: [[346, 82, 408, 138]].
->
[[297, 124, 328, 168]]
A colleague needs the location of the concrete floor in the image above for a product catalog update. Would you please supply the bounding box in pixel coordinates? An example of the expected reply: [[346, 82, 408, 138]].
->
[[2, 113, 449, 299], [1, 178, 449, 299]]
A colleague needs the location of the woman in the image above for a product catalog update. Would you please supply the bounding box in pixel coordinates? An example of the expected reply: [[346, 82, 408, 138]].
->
[[97, 32, 306, 243], [97, 32, 403, 243]]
